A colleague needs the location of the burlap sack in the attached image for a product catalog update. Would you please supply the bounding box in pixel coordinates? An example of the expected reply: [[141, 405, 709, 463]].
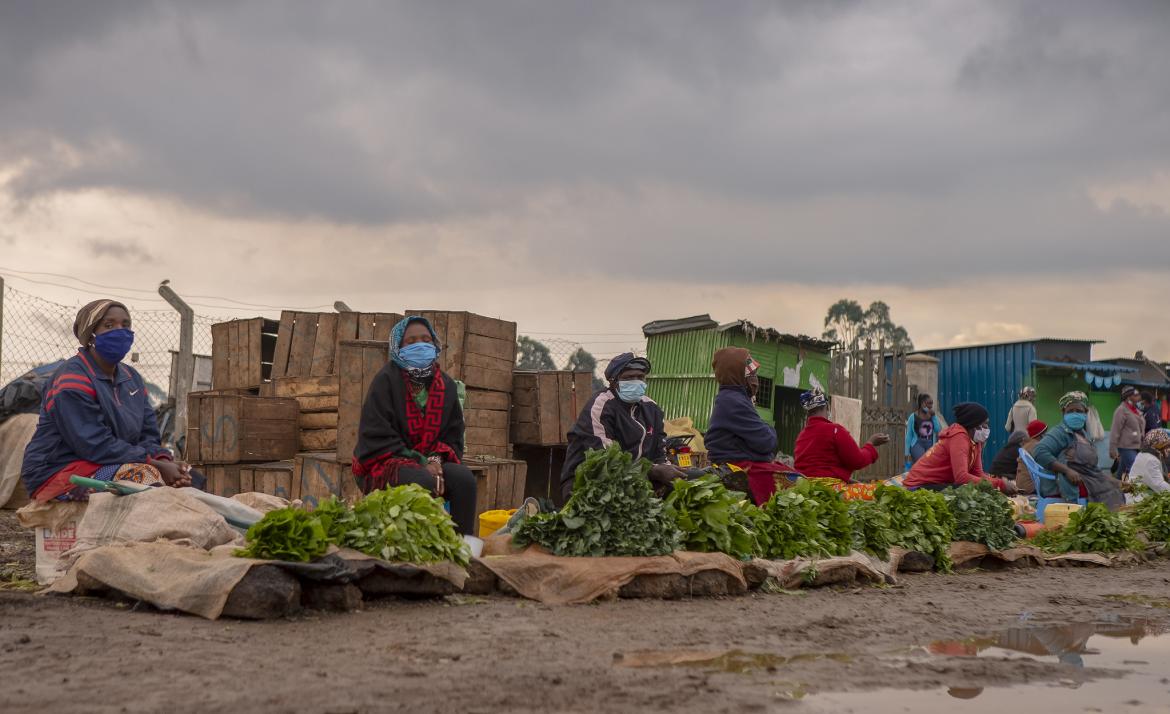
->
[[0, 413, 38, 508]]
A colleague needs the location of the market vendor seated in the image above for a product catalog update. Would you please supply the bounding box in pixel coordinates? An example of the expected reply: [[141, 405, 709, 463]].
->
[[793, 387, 889, 482], [352, 316, 478, 534], [704, 347, 790, 505], [903, 402, 1014, 494], [21, 300, 196, 501], [1031, 391, 1123, 509], [561, 353, 686, 499]]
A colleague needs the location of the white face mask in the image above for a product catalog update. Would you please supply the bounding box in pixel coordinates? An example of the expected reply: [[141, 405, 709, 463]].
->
[[973, 426, 991, 443]]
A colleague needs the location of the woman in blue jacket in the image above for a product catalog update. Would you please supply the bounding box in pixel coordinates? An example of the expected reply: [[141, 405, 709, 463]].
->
[[705, 347, 785, 505], [904, 393, 944, 469], [22, 300, 193, 501]]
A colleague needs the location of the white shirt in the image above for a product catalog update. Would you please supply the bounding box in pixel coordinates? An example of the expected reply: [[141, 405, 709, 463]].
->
[[1129, 452, 1170, 495]]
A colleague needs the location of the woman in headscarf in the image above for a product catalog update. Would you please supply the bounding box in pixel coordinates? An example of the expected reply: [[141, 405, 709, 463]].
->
[[1125, 428, 1170, 497], [793, 387, 889, 498], [21, 300, 193, 501], [903, 402, 1013, 493], [704, 347, 786, 505], [1033, 391, 1124, 509], [351, 316, 476, 534]]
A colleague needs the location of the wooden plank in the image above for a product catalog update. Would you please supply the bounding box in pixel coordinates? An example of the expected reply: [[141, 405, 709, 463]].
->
[[299, 428, 338, 451], [465, 389, 510, 411], [461, 365, 514, 393], [493, 463, 515, 510], [371, 313, 403, 342], [466, 314, 517, 342], [356, 312, 377, 341], [335, 312, 360, 356], [255, 467, 293, 500], [293, 452, 346, 510], [211, 322, 230, 390], [465, 334, 516, 362], [511, 461, 528, 506], [558, 372, 576, 443], [465, 426, 508, 448], [286, 312, 319, 377], [309, 312, 338, 376], [444, 311, 468, 381], [242, 397, 300, 421], [296, 394, 339, 412], [212, 393, 228, 462], [238, 465, 255, 494], [269, 374, 339, 398], [300, 412, 338, 429], [511, 404, 537, 423], [463, 352, 516, 372], [465, 443, 510, 459], [464, 408, 508, 430], [205, 464, 241, 498], [247, 317, 263, 387], [232, 320, 246, 390], [537, 372, 561, 445], [271, 310, 295, 379], [239, 436, 299, 462], [510, 422, 542, 446], [472, 464, 495, 519], [336, 341, 365, 465]]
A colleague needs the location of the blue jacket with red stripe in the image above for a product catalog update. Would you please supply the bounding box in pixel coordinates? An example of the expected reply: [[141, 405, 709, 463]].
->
[[21, 349, 169, 495]]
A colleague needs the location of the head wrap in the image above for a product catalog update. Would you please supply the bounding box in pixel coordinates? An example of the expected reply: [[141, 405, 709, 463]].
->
[[389, 316, 441, 382], [73, 299, 129, 347], [605, 352, 651, 382], [952, 402, 990, 429], [1019, 386, 1036, 400], [1143, 428, 1170, 453], [712, 347, 752, 387], [1058, 391, 1088, 410], [800, 386, 829, 412], [1026, 420, 1048, 440]]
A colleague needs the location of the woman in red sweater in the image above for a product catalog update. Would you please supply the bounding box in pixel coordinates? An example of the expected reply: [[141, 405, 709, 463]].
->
[[793, 387, 889, 481], [903, 402, 1015, 494]]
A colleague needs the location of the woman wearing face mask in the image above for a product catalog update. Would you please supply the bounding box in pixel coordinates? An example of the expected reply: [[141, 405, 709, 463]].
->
[[903, 402, 1014, 493], [1033, 391, 1125, 509], [904, 393, 944, 469], [352, 316, 477, 534], [705, 348, 788, 505], [1129, 428, 1170, 497], [560, 352, 685, 500], [21, 300, 193, 501]]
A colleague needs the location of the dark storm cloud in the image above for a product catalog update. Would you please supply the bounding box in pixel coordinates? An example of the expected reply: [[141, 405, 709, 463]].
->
[[0, 0, 1168, 283], [86, 237, 155, 263]]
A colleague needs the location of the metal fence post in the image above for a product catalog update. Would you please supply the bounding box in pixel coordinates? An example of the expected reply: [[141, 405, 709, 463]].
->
[[0, 276, 5, 374], [159, 283, 194, 456]]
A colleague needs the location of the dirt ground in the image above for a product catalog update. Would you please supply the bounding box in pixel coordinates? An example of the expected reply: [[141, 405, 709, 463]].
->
[[2, 508, 1169, 713]]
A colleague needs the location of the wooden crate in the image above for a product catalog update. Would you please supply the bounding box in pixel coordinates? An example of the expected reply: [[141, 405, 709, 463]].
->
[[405, 310, 517, 392], [210, 318, 280, 390], [186, 393, 300, 464], [200, 464, 241, 498], [511, 371, 593, 446], [299, 428, 338, 451], [292, 452, 361, 510], [337, 339, 390, 464], [262, 374, 339, 399], [240, 461, 295, 500], [512, 444, 568, 506], [467, 457, 528, 520], [270, 311, 403, 380]]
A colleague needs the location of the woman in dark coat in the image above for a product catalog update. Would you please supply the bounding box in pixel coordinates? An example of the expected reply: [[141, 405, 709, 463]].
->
[[352, 316, 477, 534]]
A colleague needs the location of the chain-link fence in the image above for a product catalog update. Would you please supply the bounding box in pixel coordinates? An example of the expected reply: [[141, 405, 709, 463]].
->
[[0, 283, 220, 402]]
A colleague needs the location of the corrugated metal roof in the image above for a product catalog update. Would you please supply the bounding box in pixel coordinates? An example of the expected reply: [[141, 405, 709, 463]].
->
[[913, 337, 1103, 354], [1032, 359, 1138, 373], [642, 315, 835, 351], [642, 314, 719, 336]]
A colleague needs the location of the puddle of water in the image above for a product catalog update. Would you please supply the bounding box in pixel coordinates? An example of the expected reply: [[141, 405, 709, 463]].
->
[[809, 615, 1170, 713], [613, 648, 850, 674], [1106, 593, 1170, 610]]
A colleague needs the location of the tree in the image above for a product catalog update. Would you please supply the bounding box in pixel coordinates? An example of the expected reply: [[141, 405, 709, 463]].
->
[[565, 347, 606, 392], [516, 335, 556, 371], [822, 299, 914, 351]]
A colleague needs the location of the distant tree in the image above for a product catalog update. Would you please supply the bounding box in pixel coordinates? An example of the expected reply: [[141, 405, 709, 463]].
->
[[822, 299, 914, 351], [565, 347, 606, 392], [516, 336, 556, 371]]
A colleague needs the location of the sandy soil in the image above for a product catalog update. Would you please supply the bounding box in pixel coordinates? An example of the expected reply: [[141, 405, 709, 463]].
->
[[1, 522, 1168, 714]]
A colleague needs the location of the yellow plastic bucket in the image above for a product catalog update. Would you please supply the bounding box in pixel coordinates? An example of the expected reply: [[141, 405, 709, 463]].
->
[[478, 509, 517, 539], [1043, 503, 1081, 529]]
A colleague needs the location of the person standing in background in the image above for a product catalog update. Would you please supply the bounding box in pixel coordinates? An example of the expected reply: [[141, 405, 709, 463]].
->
[[1110, 386, 1145, 478], [1139, 391, 1162, 433], [1006, 386, 1038, 434], [905, 393, 944, 470]]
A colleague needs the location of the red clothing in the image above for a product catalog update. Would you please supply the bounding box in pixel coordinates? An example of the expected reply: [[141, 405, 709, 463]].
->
[[903, 424, 1006, 491], [793, 416, 879, 482], [730, 460, 798, 506]]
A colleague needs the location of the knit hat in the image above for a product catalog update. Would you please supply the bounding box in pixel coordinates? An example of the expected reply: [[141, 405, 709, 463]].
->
[[605, 352, 651, 382], [73, 299, 129, 347], [952, 402, 989, 429], [1121, 385, 1137, 399], [1143, 428, 1170, 453], [1059, 391, 1088, 409], [1019, 386, 1036, 400], [1026, 420, 1048, 440], [800, 387, 829, 412]]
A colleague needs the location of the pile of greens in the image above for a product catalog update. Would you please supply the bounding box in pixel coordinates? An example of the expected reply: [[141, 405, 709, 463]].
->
[[942, 482, 1018, 551], [756, 479, 852, 560], [320, 485, 470, 566], [848, 499, 895, 560], [513, 444, 681, 557], [1032, 502, 1140, 554], [871, 486, 957, 571], [665, 474, 763, 560], [1131, 489, 1170, 543], [236, 507, 330, 562]]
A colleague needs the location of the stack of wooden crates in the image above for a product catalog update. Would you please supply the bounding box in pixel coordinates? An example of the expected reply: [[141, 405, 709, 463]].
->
[[510, 371, 595, 506], [189, 310, 532, 522]]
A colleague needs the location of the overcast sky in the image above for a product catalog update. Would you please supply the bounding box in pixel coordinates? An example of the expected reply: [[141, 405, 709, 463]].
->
[[2, 0, 1168, 362]]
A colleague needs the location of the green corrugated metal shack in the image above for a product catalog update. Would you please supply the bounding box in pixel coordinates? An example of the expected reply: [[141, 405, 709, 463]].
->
[[642, 315, 835, 453]]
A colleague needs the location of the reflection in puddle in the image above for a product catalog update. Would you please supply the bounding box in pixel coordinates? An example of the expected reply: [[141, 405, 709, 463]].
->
[[614, 648, 851, 674], [811, 615, 1170, 713], [1105, 593, 1170, 610]]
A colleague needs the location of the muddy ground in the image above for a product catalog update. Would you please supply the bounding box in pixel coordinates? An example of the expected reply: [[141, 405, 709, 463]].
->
[[2, 509, 1169, 713]]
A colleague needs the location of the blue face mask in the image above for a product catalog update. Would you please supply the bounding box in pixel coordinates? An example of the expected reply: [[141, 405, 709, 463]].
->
[[398, 342, 438, 369], [617, 380, 647, 403], [93, 328, 134, 363], [1063, 413, 1087, 431]]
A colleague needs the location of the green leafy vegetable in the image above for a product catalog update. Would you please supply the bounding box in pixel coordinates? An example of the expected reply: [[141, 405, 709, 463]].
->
[[334, 485, 470, 566], [236, 507, 330, 562], [1031, 502, 1140, 554], [1131, 489, 1170, 543], [872, 485, 956, 572], [665, 475, 763, 559], [941, 482, 1018, 551], [848, 499, 896, 560], [514, 444, 681, 556], [756, 479, 852, 560]]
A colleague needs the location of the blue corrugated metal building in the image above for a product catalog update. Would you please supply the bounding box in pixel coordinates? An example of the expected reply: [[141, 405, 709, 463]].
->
[[912, 339, 1136, 468]]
